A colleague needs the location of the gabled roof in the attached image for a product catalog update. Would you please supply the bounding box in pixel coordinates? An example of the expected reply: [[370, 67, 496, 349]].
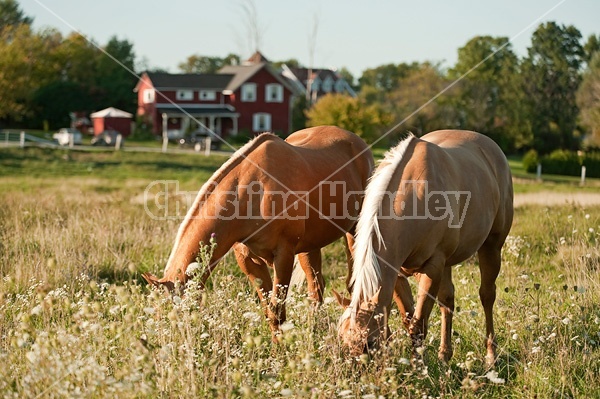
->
[[218, 63, 302, 95], [283, 66, 357, 97], [142, 72, 234, 90], [219, 63, 265, 92], [90, 107, 133, 119], [244, 51, 270, 65]]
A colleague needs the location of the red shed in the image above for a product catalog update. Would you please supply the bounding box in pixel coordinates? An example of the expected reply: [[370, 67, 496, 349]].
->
[[91, 107, 133, 137]]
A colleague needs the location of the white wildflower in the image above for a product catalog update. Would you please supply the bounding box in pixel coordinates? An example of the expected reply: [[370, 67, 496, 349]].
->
[[585, 214, 590, 219], [531, 346, 541, 354], [399, 358, 411, 366], [485, 370, 505, 384], [280, 321, 294, 333], [30, 305, 42, 316], [186, 262, 201, 276], [143, 307, 155, 315], [561, 317, 571, 325], [242, 311, 261, 322]]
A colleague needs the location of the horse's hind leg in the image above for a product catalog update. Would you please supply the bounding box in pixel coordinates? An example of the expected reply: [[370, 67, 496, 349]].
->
[[297, 250, 324, 303], [437, 266, 454, 362], [477, 242, 502, 367]]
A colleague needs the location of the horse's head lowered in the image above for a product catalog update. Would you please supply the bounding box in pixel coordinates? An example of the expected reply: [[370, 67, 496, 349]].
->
[[334, 289, 390, 357]]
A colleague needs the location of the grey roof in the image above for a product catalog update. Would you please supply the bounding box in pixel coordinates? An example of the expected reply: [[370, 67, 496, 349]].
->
[[219, 63, 302, 95], [218, 63, 265, 91], [146, 72, 234, 90]]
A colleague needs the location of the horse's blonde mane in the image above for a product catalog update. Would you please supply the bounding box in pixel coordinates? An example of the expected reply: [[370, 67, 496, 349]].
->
[[345, 134, 416, 318], [164, 133, 278, 273]]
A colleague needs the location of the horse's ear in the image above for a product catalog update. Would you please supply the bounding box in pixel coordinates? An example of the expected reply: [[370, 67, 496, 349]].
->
[[332, 289, 351, 308], [142, 272, 176, 292], [142, 272, 160, 287]]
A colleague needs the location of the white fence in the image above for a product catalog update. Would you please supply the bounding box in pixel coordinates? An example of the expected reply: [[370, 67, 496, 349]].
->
[[1, 131, 59, 148]]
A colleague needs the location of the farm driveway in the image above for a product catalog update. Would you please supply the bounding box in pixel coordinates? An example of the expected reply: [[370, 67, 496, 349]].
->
[[514, 191, 600, 207]]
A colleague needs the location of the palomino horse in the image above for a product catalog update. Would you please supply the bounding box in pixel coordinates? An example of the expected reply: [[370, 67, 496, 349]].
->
[[143, 126, 373, 336], [337, 130, 513, 366]]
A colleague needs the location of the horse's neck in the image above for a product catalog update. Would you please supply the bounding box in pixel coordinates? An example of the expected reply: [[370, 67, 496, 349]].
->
[[163, 177, 240, 282]]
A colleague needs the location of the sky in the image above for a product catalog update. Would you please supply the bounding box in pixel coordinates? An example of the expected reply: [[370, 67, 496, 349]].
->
[[19, 0, 600, 78]]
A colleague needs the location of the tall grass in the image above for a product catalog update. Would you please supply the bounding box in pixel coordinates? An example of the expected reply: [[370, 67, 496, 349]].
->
[[1, 148, 599, 397]]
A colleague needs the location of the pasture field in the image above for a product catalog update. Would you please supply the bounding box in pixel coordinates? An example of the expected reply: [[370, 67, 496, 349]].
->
[[1, 146, 599, 398]]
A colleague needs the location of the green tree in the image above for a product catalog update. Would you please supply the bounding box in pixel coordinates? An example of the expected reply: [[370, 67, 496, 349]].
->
[[576, 52, 600, 146], [0, 0, 32, 32], [387, 63, 456, 137], [94, 36, 137, 112], [358, 62, 420, 103], [271, 58, 302, 70], [583, 34, 600, 64], [0, 25, 61, 124], [178, 53, 240, 73], [521, 22, 584, 153], [448, 36, 524, 150], [305, 93, 391, 142]]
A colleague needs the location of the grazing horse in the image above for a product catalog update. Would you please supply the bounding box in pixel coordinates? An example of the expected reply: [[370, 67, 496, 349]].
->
[[337, 130, 513, 366], [143, 126, 373, 336]]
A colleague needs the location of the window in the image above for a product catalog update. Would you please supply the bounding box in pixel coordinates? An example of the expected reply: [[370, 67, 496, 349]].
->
[[176, 90, 193, 101], [143, 89, 155, 103], [322, 77, 333, 93], [335, 79, 346, 93], [241, 83, 257, 102], [252, 113, 271, 132], [310, 78, 321, 92], [199, 90, 216, 101], [265, 83, 283, 103]]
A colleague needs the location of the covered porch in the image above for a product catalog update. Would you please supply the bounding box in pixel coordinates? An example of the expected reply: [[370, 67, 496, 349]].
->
[[155, 105, 239, 140]]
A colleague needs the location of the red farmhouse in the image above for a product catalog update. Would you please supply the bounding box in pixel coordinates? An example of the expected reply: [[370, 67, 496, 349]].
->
[[134, 52, 301, 140]]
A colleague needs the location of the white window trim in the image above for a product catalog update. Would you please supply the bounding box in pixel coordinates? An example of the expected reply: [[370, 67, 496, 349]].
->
[[241, 83, 257, 102], [265, 83, 283, 103], [176, 90, 194, 101], [252, 113, 271, 132], [199, 90, 216, 101], [143, 89, 155, 103]]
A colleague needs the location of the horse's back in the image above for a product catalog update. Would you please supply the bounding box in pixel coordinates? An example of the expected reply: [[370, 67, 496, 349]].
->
[[285, 126, 373, 187], [422, 130, 514, 245]]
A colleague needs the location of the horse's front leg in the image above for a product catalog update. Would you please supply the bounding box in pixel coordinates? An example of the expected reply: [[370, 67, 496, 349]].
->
[[393, 270, 415, 331], [233, 243, 273, 308], [267, 247, 295, 338], [297, 249, 324, 303], [343, 231, 355, 293], [409, 257, 443, 362]]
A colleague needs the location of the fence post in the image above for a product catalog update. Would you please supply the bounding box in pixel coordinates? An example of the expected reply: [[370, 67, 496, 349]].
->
[[69, 133, 74, 148], [536, 163, 542, 181], [115, 134, 122, 151], [20, 131, 25, 148], [580, 165, 586, 186], [204, 137, 211, 156], [161, 113, 168, 153]]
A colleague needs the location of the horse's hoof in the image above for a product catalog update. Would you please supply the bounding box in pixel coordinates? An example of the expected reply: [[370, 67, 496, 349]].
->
[[438, 349, 453, 363]]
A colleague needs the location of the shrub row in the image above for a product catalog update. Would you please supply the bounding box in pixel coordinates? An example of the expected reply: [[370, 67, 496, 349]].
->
[[522, 149, 600, 178]]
